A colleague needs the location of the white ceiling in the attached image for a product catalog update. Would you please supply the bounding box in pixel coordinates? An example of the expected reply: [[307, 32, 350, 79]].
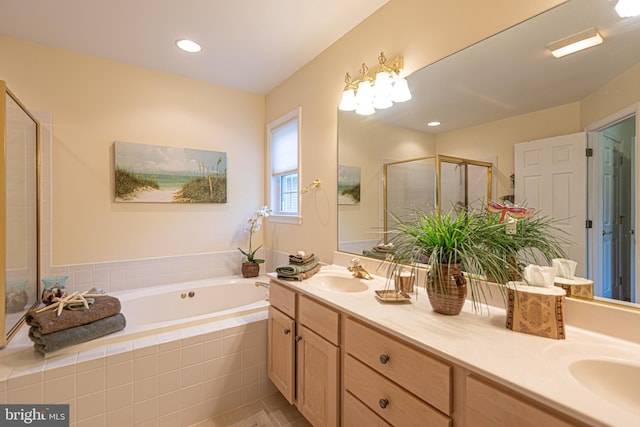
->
[[0, 0, 389, 94]]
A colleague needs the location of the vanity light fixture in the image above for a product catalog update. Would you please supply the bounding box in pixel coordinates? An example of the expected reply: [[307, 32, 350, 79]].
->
[[546, 28, 603, 58], [176, 39, 202, 53], [339, 52, 412, 116], [614, 0, 640, 17]]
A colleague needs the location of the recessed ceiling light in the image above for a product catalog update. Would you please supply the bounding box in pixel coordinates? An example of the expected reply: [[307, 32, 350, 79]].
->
[[427, 121, 441, 127], [176, 39, 202, 53]]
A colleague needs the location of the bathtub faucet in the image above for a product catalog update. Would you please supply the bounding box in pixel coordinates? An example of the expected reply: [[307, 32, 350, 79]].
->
[[255, 281, 270, 289]]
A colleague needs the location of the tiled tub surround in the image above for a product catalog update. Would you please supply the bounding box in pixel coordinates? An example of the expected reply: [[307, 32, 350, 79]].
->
[[0, 277, 276, 427]]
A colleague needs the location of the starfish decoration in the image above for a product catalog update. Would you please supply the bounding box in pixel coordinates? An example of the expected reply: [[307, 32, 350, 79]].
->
[[36, 291, 105, 317]]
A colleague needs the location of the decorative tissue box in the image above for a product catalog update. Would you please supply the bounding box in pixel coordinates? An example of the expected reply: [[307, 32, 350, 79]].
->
[[506, 283, 566, 340], [554, 277, 594, 299]]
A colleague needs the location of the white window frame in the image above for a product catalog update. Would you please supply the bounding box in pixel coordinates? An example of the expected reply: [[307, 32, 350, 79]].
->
[[268, 107, 302, 224]]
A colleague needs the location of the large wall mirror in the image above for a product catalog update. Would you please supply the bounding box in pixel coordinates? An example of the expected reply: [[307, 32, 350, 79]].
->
[[337, 0, 640, 309], [1, 81, 40, 347]]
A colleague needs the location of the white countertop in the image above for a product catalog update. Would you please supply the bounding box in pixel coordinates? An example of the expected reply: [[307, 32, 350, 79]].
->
[[269, 265, 640, 427]]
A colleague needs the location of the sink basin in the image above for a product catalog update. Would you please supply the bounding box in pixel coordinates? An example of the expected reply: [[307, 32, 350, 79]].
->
[[306, 274, 369, 292], [569, 359, 640, 412]]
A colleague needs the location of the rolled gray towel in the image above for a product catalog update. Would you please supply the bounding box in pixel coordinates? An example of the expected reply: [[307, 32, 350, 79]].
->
[[275, 256, 320, 276], [29, 313, 126, 354]]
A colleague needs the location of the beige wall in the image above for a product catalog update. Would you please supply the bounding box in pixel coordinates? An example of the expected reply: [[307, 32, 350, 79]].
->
[[581, 61, 640, 127], [265, 0, 565, 262], [0, 36, 265, 265]]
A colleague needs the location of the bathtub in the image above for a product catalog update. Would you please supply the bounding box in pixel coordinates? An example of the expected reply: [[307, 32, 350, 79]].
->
[[115, 275, 270, 336], [0, 275, 275, 426]]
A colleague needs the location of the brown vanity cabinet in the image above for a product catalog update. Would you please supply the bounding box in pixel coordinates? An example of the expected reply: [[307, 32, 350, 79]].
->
[[267, 281, 340, 427], [268, 279, 591, 427]]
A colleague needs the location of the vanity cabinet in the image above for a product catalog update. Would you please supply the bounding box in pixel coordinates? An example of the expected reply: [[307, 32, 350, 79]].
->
[[344, 317, 452, 427], [267, 281, 340, 427], [465, 374, 588, 427], [269, 277, 593, 427]]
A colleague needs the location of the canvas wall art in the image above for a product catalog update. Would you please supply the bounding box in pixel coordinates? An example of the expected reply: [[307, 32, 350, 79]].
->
[[338, 165, 361, 205], [114, 141, 227, 203]]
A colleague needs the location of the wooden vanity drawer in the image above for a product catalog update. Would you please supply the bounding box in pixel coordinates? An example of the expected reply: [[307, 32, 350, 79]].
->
[[299, 295, 339, 345], [269, 280, 296, 318], [345, 317, 452, 415], [345, 355, 451, 427], [466, 375, 585, 427], [343, 391, 391, 427]]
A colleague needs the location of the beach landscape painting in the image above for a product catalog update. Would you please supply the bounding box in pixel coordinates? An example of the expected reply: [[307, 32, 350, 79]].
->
[[114, 141, 227, 203], [338, 165, 361, 205]]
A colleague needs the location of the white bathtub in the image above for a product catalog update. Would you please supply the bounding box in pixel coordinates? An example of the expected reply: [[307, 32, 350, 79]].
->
[[0, 275, 275, 426], [115, 275, 270, 335]]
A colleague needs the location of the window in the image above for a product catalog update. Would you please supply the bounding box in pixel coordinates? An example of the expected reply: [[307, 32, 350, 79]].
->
[[268, 108, 301, 223]]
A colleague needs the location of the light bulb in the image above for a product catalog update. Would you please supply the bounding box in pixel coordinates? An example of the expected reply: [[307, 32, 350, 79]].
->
[[339, 89, 357, 111], [391, 77, 412, 102], [355, 101, 375, 116], [355, 80, 374, 106], [615, 0, 640, 17]]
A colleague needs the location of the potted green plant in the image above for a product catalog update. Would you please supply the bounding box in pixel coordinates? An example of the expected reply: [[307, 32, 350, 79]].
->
[[476, 210, 569, 283], [238, 205, 272, 278], [387, 207, 515, 315], [388, 206, 569, 315]]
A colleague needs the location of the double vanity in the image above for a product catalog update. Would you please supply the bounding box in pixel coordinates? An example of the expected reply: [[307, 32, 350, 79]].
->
[[267, 262, 640, 427]]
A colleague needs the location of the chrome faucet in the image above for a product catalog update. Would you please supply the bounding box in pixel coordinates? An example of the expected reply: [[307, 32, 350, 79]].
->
[[348, 258, 373, 280], [255, 281, 270, 289]]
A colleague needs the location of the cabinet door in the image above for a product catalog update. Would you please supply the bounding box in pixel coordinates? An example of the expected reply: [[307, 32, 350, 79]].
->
[[466, 375, 584, 427], [297, 324, 340, 427], [267, 306, 295, 404]]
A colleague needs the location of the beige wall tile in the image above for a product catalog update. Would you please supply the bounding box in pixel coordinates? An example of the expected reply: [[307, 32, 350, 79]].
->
[[106, 405, 133, 427], [181, 364, 203, 389], [76, 390, 106, 421], [158, 348, 180, 373], [133, 397, 159, 425], [44, 374, 75, 403], [106, 360, 132, 389], [133, 355, 157, 381], [133, 377, 157, 403], [76, 366, 105, 396], [158, 390, 181, 416], [158, 369, 181, 395], [106, 383, 133, 411], [181, 343, 203, 367]]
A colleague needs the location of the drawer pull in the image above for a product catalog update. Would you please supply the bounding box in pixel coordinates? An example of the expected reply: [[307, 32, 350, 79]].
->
[[379, 354, 390, 364], [283, 328, 291, 335], [379, 398, 389, 409], [295, 335, 302, 342]]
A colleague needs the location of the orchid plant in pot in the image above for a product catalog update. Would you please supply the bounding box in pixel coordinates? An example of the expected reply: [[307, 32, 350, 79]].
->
[[238, 205, 272, 278]]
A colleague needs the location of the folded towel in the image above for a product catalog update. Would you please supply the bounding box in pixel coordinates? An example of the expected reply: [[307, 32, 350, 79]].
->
[[552, 258, 577, 280], [362, 250, 391, 260], [372, 243, 394, 253], [523, 265, 556, 288], [277, 263, 322, 281], [29, 313, 126, 354], [276, 256, 320, 276], [288, 253, 315, 265], [26, 295, 121, 335]]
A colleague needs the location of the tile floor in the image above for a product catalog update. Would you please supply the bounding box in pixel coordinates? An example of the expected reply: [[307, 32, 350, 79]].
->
[[191, 392, 312, 427]]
